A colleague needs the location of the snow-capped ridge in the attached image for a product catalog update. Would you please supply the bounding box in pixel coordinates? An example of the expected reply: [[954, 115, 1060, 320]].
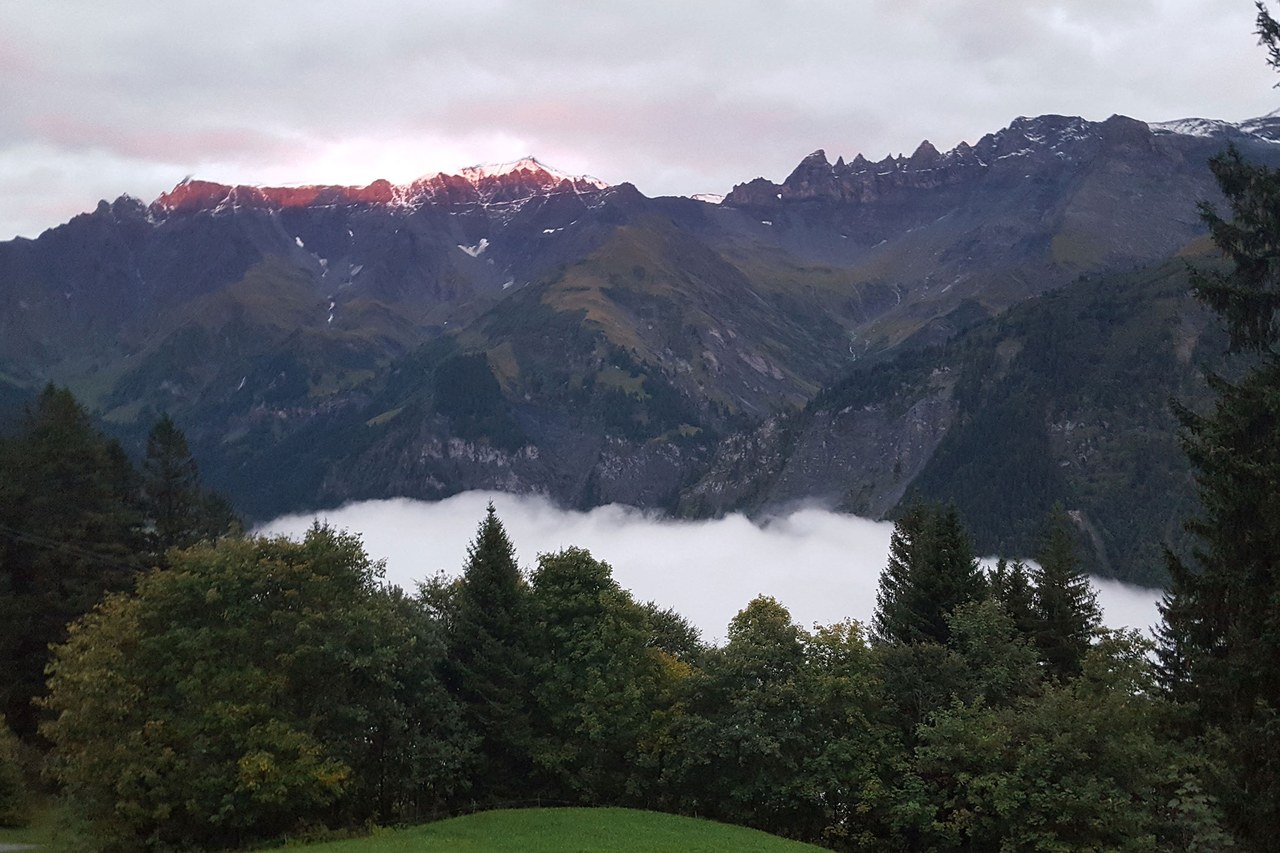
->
[[149, 156, 611, 218], [455, 156, 608, 190], [1151, 111, 1280, 143], [1148, 117, 1237, 138]]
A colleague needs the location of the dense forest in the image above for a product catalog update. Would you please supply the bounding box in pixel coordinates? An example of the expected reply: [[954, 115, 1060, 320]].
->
[[0, 485, 1237, 851]]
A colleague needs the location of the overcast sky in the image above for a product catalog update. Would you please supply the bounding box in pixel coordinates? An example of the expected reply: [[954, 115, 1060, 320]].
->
[[259, 492, 1164, 646], [3, 1, 1278, 240]]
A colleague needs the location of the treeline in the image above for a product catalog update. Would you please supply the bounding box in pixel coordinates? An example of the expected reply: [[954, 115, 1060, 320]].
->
[[0, 497, 1238, 851], [0, 387, 238, 743]]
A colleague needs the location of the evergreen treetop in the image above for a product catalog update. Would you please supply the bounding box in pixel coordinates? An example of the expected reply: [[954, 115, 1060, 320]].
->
[[872, 503, 987, 647], [1031, 506, 1101, 679]]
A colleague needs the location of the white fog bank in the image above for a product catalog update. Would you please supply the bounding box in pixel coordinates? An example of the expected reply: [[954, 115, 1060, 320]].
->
[[258, 492, 1164, 644]]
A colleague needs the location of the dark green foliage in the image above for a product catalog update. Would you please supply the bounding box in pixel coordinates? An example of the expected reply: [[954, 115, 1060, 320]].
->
[[1156, 13, 1280, 845], [989, 557, 1038, 640], [30, 501, 1238, 851], [900, 632, 1232, 852], [794, 620, 897, 850], [140, 413, 239, 553], [662, 597, 820, 836], [872, 504, 987, 646], [640, 600, 706, 663], [527, 548, 664, 803], [1031, 507, 1102, 678], [41, 526, 470, 851], [432, 354, 526, 450], [1161, 361, 1280, 845], [444, 504, 536, 802], [1193, 145, 1280, 357], [0, 386, 145, 740], [0, 716, 27, 828], [873, 601, 1040, 746]]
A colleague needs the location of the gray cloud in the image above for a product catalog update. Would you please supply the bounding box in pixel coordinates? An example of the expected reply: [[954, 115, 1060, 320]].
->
[[3, 1, 1276, 239], [257, 492, 1164, 645]]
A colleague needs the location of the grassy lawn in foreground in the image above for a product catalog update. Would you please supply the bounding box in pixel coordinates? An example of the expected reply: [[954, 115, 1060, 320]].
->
[[292, 807, 827, 853], [0, 799, 57, 847]]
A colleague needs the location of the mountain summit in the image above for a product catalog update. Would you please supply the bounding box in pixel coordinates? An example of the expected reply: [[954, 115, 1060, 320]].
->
[[153, 156, 609, 217]]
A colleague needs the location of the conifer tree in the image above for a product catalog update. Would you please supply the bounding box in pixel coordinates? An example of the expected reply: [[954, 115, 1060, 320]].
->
[[141, 414, 201, 551], [1157, 5, 1280, 843], [140, 414, 239, 555], [872, 503, 986, 646], [990, 556, 1038, 638], [1030, 507, 1101, 679], [444, 503, 535, 801], [0, 386, 144, 739]]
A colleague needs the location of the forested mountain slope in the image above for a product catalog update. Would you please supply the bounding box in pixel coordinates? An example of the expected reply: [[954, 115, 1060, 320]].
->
[[684, 258, 1226, 583]]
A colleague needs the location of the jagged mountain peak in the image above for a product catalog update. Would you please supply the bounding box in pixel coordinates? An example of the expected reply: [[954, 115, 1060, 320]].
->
[[455, 156, 608, 190], [150, 156, 610, 218], [722, 110, 1280, 208]]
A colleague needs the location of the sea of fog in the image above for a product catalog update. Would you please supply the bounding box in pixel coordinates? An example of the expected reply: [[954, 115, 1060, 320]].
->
[[258, 491, 1164, 645]]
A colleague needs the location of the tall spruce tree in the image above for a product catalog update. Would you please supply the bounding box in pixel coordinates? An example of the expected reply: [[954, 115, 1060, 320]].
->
[[140, 414, 238, 554], [1031, 507, 1101, 679], [141, 414, 202, 551], [0, 386, 144, 740], [872, 503, 986, 646], [1157, 5, 1280, 844], [444, 503, 535, 801], [990, 556, 1038, 641]]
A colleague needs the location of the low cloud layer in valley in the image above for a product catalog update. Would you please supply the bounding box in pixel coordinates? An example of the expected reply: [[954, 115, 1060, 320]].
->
[[259, 491, 1163, 644]]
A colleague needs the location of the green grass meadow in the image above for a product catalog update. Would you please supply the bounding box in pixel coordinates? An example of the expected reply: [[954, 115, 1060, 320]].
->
[[293, 808, 827, 853]]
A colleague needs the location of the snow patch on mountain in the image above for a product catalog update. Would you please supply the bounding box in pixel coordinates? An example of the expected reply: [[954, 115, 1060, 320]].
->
[[458, 238, 490, 258]]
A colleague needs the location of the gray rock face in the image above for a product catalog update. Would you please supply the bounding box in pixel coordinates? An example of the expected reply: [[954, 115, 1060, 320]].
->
[[683, 370, 957, 519]]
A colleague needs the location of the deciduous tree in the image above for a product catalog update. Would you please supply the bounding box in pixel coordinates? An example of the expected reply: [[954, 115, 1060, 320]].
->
[[42, 526, 468, 851], [528, 547, 664, 803]]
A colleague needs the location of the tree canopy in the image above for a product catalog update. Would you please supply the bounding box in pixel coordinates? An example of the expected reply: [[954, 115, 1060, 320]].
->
[[41, 526, 470, 852]]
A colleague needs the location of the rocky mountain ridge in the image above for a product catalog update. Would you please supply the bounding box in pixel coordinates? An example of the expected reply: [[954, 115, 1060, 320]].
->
[[1, 110, 1275, 582], [727, 112, 1280, 207], [152, 156, 611, 217]]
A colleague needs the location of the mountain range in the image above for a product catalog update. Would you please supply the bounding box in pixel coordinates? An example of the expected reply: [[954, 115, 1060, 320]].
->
[[3, 111, 1277, 584]]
